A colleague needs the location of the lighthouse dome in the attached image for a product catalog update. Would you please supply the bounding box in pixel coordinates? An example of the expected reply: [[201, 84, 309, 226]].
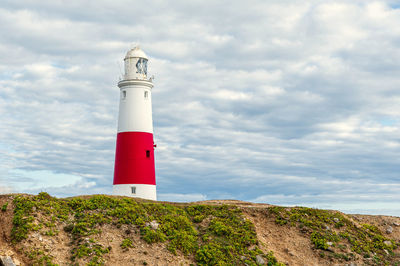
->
[[125, 46, 148, 60], [123, 46, 149, 80]]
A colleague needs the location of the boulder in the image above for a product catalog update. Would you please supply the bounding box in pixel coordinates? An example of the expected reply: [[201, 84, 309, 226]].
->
[[0, 256, 16, 266]]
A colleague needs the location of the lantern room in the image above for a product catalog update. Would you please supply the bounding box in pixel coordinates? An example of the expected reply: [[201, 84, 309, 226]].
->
[[124, 46, 148, 80]]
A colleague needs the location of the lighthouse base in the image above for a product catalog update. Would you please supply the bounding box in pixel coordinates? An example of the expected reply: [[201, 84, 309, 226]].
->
[[113, 184, 157, 201]]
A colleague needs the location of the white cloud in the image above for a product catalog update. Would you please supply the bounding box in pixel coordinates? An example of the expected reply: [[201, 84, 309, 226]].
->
[[0, 185, 13, 194]]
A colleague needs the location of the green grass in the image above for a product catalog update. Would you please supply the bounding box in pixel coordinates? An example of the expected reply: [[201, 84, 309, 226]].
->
[[26, 248, 57, 266], [120, 238, 133, 250], [1, 202, 8, 212], [11, 192, 284, 265]]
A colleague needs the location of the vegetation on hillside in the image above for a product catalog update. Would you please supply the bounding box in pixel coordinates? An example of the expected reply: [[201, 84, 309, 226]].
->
[[268, 206, 399, 265], [11, 193, 283, 265], [4, 193, 398, 265]]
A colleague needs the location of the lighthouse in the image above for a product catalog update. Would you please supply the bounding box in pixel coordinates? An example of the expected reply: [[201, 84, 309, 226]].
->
[[113, 47, 156, 200]]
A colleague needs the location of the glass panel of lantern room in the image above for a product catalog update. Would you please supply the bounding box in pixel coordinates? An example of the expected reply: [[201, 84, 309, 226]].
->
[[136, 58, 148, 75]]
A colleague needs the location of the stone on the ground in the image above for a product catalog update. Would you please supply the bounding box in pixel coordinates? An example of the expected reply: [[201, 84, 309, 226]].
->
[[146, 220, 159, 230], [256, 254, 265, 265], [386, 226, 393, 234], [384, 240, 392, 246], [384, 249, 389, 255], [333, 218, 339, 223], [0, 256, 16, 266]]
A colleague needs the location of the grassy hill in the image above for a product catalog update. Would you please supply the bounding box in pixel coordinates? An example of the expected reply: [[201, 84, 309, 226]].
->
[[0, 193, 399, 265]]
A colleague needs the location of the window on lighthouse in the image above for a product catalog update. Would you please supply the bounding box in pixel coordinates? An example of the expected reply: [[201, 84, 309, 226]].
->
[[122, 90, 126, 99], [144, 91, 148, 99], [136, 58, 148, 75], [131, 186, 136, 194], [146, 150, 150, 158]]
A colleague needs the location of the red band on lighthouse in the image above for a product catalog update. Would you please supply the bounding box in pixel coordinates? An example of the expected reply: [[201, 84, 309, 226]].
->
[[113, 132, 156, 185]]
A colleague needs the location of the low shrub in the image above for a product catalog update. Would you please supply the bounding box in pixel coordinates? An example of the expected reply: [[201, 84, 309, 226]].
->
[[1, 202, 8, 212], [120, 238, 133, 249]]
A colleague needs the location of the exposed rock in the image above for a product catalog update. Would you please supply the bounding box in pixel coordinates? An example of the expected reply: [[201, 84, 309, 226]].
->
[[393, 222, 400, 227], [256, 254, 265, 265], [333, 218, 339, 223], [384, 249, 389, 255], [146, 220, 159, 230], [384, 240, 392, 246], [12, 258, 20, 266], [386, 226, 393, 234], [0, 256, 16, 266], [327, 241, 333, 246]]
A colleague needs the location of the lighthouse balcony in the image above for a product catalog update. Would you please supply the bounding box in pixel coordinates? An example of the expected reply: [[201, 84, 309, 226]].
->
[[118, 78, 153, 89]]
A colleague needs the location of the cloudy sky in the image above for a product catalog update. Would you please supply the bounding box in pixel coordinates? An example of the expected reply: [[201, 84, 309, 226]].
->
[[1, 0, 400, 216]]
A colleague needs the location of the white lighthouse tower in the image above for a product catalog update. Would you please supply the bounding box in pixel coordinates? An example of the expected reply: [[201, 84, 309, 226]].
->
[[113, 46, 156, 200]]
